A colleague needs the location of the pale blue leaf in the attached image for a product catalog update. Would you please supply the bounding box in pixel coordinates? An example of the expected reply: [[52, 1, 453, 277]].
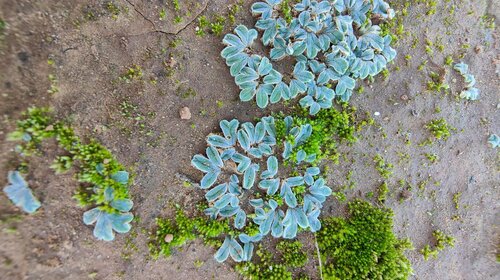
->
[[453, 62, 469, 75], [205, 183, 227, 201], [219, 205, 240, 217], [488, 134, 499, 148], [200, 171, 220, 189], [234, 209, 247, 229], [243, 164, 258, 189], [191, 154, 213, 173], [207, 135, 233, 149], [237, 130, 251, 150], [242, 242, 254, 261], [83, 208, 133, 241], [110, 198, 133, 212], [258, 178, 280, 195], [111, 171, 129, 185], [263, 69, 282, 84], [3, 171, 41, 214], [214, 193, 233, 209], [206, 146, 224, 168]]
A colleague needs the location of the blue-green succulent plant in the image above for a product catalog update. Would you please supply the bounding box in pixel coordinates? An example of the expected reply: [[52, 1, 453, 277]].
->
[[453, 62, 479, 100], [221, 0, 396, 114], [83, 170, 134, 241], [488, 134, 499, 148], [3, 171, 41, 214], [191, 117, 332, 262]]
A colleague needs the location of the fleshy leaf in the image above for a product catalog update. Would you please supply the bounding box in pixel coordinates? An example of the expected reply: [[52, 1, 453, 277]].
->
[[111, 171, 129, 185], [83, 208, 133, 241], [3, 171, 41, 214]]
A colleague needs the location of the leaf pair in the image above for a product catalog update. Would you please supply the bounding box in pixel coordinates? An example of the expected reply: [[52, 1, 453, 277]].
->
[[214, 237, 254, 263]]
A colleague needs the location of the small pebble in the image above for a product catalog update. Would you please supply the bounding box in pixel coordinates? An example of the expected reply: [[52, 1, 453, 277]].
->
[[164, 234, 174, 243], [374, 112, 380, 116], [179, 107, 191, 120], [400, 94, 408, 101], [411, 109, 419, 117]]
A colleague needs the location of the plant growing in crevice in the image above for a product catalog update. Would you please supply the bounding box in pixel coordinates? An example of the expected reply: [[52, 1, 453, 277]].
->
[[420, 230, 455, 260]]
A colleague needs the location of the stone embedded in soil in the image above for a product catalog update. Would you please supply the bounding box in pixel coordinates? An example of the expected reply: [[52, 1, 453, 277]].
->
[[400, 94, 409, 101], [179, 107, 191, 120], [164, 234, 174, 243]]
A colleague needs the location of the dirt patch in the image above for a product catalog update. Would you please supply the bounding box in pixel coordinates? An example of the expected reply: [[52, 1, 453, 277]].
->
[[0, 0, 499, 279]]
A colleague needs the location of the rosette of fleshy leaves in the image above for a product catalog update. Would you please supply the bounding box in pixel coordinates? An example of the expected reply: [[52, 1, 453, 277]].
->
[[82, 170, 134, 241], [220, 0, 396, 114], [453, 62, 479, 100], [191, 117, 332, 263]]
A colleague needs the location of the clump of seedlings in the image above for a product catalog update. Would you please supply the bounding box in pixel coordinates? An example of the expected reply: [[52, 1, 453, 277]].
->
[[119, 65, 143, 83], [425, 118, 452, 140], [373, 154, 393, 179], [7, 108, 134, 241], [420, 230, 455, 260]]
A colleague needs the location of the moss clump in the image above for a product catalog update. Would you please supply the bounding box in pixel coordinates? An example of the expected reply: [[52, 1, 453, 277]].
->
[[374, 154, 393, 179], [276, 240, 309, 268], [317, 200, 413, 280], [425, 118, 452, 140], [377, 182, 389, 204], [275, 104, 357, 165], [235, 244, 293, 280], [148, 209, 233, 259], [420, 230, 455, 261], [8, 107, 133, 212], [235, 240, 309, 279]]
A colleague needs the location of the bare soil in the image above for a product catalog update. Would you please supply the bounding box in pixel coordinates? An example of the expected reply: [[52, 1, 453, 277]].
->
[[0, 0, 499, 279]]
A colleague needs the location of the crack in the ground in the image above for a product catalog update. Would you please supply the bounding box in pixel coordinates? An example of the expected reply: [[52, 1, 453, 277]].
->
[[123, 0, 209, 36]]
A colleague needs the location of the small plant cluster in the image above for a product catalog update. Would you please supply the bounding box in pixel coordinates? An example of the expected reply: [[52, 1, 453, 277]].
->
[[488, 134, 499, 148], [425, 118, 452, 140], [453, 62, 479, 100], [235, 241, 308, 279], [191, 116, 333, 262], [196, 1, 244, 37], [276, 103, 357, 164], [220, 0, 396, 114], [7, 108, 134, 241], [148, 208, 231, 259], [317, 199, 413, 279], [420, 230, 455, 260], [119, 64, 143, 83], [373, 154, 393, 179]]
